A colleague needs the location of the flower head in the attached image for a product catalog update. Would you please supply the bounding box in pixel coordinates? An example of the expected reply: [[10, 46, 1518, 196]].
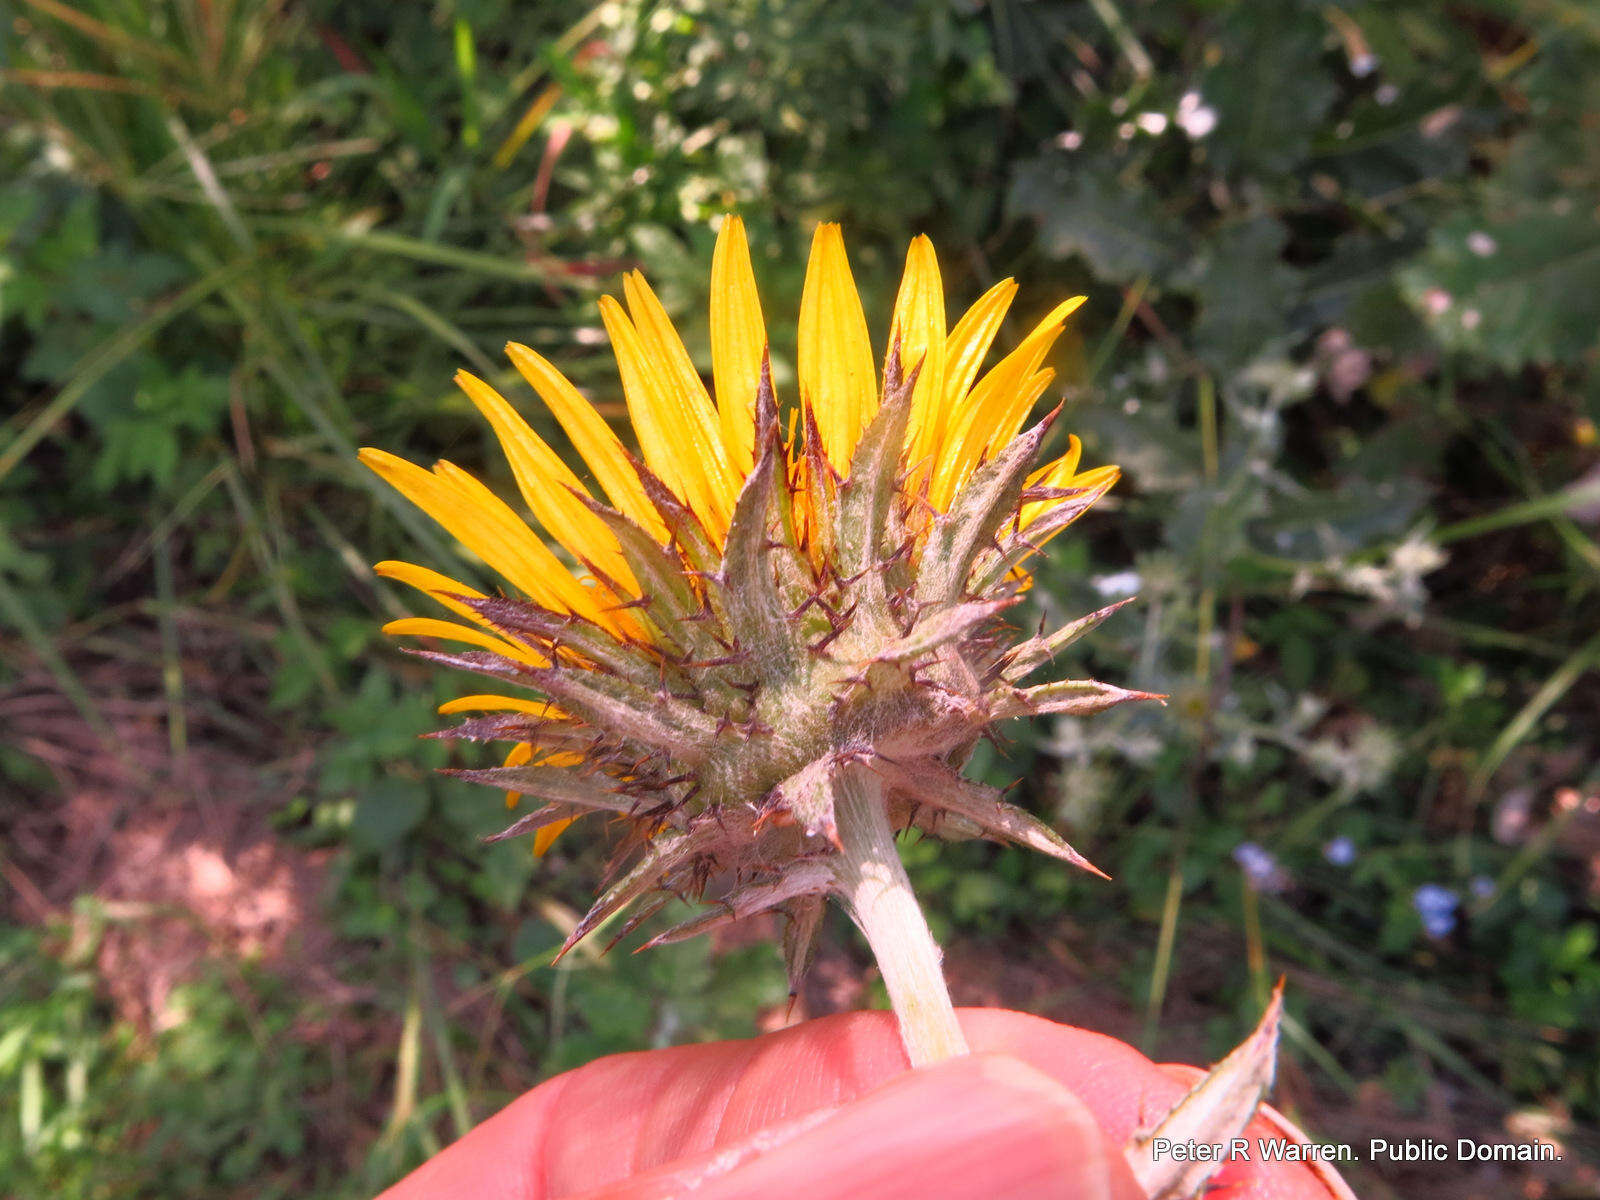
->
[[361, 217, 1153, 993]]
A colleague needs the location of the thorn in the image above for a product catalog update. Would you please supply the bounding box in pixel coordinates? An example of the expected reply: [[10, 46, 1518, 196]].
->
[[685, 652, 750, 668], [1078, 857, 1113, 883], [808, 623, 848, 655]]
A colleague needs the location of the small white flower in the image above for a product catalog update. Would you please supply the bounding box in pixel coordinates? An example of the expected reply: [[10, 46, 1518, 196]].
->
[[1175, 91, 1218, 139], [1466, 231, 1497, 257], [1136, 112, 1169, 135], [1092, 570, 1143, 598], [1390, 534, 1446, 582]]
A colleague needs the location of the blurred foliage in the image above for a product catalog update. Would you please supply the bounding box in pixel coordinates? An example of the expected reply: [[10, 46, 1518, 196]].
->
[[3, 0, 1600, 1194]]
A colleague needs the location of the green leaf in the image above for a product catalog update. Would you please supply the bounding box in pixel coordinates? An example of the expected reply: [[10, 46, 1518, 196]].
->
[[1181, 218, 1301, 370], [351, 780, 429, 851], [1398, 209, 1600, 368], [1009, 160, 1183, 282], [1201, 6, 1336, 177]]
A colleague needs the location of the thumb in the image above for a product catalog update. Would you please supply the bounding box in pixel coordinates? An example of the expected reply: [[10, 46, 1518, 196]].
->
[[568, 1053, 1147, 1200]]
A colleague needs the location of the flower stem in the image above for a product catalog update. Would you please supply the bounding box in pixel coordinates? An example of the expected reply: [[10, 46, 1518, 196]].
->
[[831, 767, 968, 1067]]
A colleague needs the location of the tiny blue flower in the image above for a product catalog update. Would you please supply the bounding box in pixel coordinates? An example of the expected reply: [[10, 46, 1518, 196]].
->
[[1413, 884, 1459, 937], [1421, 909, 1457, 938], [1232, 841, 1288, 893], [1470, 875, 1495, 900], [1323, 836, 1356, 867]]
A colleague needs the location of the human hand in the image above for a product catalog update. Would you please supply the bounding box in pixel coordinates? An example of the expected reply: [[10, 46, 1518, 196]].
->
[[380, 1008, 1345, 1200]]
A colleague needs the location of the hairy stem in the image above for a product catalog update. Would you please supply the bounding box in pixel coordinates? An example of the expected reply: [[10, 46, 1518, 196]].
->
[[831, 767, 968, 1067]]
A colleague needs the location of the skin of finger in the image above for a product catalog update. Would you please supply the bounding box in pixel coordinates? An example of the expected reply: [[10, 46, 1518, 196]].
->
[[379, 1008, 1341, 1200], [566, 1054, 1148, 1200]]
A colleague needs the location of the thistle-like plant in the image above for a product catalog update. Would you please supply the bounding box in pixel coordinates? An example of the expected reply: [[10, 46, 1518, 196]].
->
[[361, 218, 1159, 1066], [358, 219, 1358, 1200]]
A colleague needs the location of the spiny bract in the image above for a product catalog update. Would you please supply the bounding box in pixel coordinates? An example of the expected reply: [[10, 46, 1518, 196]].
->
[[361, 217, 1157, 992]]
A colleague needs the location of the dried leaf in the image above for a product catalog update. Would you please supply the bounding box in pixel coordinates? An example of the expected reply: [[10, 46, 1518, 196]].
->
[[1124, 982, 1284, 1200]]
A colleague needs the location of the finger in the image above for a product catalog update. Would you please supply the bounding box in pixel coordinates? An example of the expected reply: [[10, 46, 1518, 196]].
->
[[377, 1071, 573, 1200], [536, 1009, 1337, 1198], [957, 1010, 1345, 1200], [380, 1008, 1344, 1199], [567, 1053, 1146, 1200]]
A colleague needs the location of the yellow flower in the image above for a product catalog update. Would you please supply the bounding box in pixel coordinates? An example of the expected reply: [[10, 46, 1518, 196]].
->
[[360, 217, 1147, 978]]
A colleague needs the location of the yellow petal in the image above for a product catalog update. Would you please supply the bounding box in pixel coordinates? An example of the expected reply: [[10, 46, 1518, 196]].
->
[[374, 560, 486, 624], [974, 298, 1083, 455], [710, 214, 768, 477], [622, 272, 738, 533], [941, 278, 1017, 423], [892, 236, 949, 480], [503, 741, 533, 808], [1011, 367, 1058, 439], [363, 450, 559, 603], [1026, 434, 1084, 490], [798, 223, 876, 471], [431, 460, 632, 635], [496, 739, 586, 833], [1019, 434, 1083, 528], [496, 740, 583, 851], [438, 694, 559, 715], [1020, 444, 1120, 536], [533, 815, 577, 855], [930, 296, 1084, 507], [1001, 450, 1118, 586], [1067, 463, 1120, 492], [600, 292, 731, 537], [504, 341, 667, 541], [454, 370, 635, 590], [360, 448, 619, 632], [381, 617, 545, 666]]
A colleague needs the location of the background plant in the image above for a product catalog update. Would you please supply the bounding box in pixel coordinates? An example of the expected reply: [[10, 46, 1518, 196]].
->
[[3, 1, 1598, 1197]]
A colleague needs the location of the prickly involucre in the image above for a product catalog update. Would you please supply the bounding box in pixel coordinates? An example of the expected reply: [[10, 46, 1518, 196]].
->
[[361, 217, 1155, 991]]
